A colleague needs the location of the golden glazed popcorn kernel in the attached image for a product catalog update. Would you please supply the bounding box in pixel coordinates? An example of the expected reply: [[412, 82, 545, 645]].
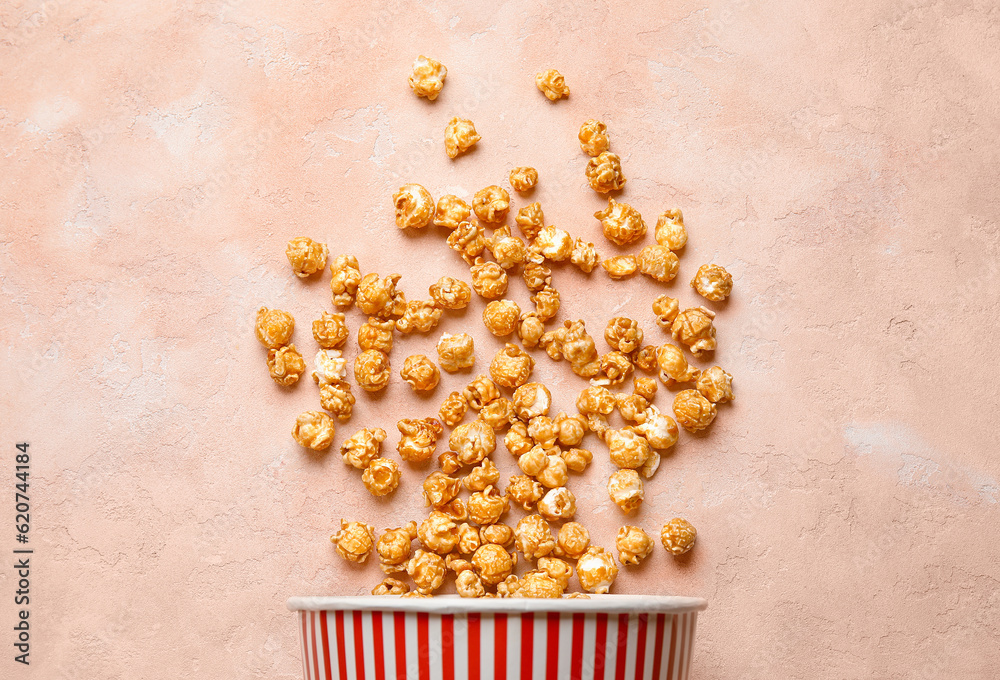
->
[[531, 286, 560, 321], [408, 55, 447, 100], [633, 376, 658, 402], [532, 225, 574, 262], [576, 547, 619, 594], [255, 307, 294, 349], [447, 553, 474, 574], [521, 261, 551, 293], [594, 351, 634, 387], [393, 184, 435, 230], [447, 220, 487, 264], [538, 487, 577, 521], [400, 354, 440, 392], [554, 522, 591, 560], [449, 418, 496, 465], [377, 521, 418, 573], [438, 391, 468, 427], [472, 543, 517, 586], [637, 245, 680, 283], [470, 260, 509, 299], [472, 185, 510, 224], [553, 412, 588, 447], [594, 198, 645, 246], [673, 390, 717, 432], [517, 446, 549, 477], [480, 397, 515, 431], [437, 332, 475, 372], [616, 526, 654, 566], [602, 255, 638, 280], [407, 549, 447, 594], [615, 393, 649, 424], [464, 375, 501, 411], [438, 451, 462, 474], [356, 273, 403, 318], [527, 416, 558, 448], [578, 119, 610, 156], [671, 307, 717, 357], [312, 349, 348, 386], [512, 382, 552, 421], [536, 454, 569, 489], [486, 226, 528, 269], [331, 520, 376, 563], [661, 518, 697, 556], [428, 276, 472, 311], [517, 312, 545, 349], [468, 485, 509, 525], [397, 417, 445, 463], [515, 514, 556, 560], [607, 469, 644, 513], [464, 458, 500, 492], [372, 578, 409, 595], [483, 300, 521, 337], [423, 471, 461, 508], [586, 151, 626, 193], [697, 366, 734, 403], [481, 523, 514, 547], [634, 406, 679, 451], [292, 411, 335, 451], [354, 349, 391, 392], [286, 236, 328, 278], [504, 422, 534, 458], [652, 297, 679, 331], [418, 511, 460, 554], [341, 427, 387, 469], [537, 558, 573, 591], [657, 344, 701, 385], [440, 497, 469, 522], [606, 428, 652, 469], [267, 345, 305, 386], [363, 458, 401, 497], [562, 320, 601, 378], [319, 381, 355, 421], [395, 300, 443, 334], [691, 264, 733, 302], [634, 345, 659, 373], [513, 570, 563, 599], [515, 202, 545, 241], [444, 117, 481, 158], [605, 317, 644, 354], [433, 195, 472, 229], [358, 317, 394, 354], [456, 569, 486, 598], [562, 447, 593, 473], [654, 208, 687, 251], [330, 255, 362, 307], [570, 238, 601, 273], [489, 344, 534, 390], [312, 311, 349, 349], [509, 166, 538, 192], [535, 68, 570, 100]]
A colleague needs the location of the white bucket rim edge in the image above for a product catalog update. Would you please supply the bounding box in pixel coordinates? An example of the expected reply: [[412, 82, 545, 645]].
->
[[287, 594, 708, 614]]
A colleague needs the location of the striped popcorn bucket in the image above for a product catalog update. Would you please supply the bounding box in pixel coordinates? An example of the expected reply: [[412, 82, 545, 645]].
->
[[287, 595, 707, 680]]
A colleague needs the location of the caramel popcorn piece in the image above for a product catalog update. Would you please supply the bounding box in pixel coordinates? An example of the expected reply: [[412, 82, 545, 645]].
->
[[652, 295, 680, 329], [468, 485, 509, 525], [472, 543, 517, 586], [671, 306, 717, 357], [418, 511, 460, 554], [377, 521, 418, 573], [312, 311, 349, 349], [697, 366, 734, 403], [531, 286, 560, 322], [400, 354, 440, 392], [527, 416, 558, 448], [512, 382, 552, 421], [472, 185, 510, 224], [457, 523, 483, 556], [481, 523, 515, 547], [607, 469, 644, 513], [319, 381, 355, 421], [538, 557, 573, 590], [504, 423, 534, 458], [358, 317, 394, 353], [513, 570, 563, 598], [578, 119, 610, 156], [593, 351, 634, 387], [437, 332, 475, 372], [553, 412, 588, 447], [397, 417, 445, 463], [362, 458, 400, 497], [407, 549, 447, 594], [538, 487, 576, 521], [634, 345, 659, 373], [372, 577, 409, 596], [532, 225, 574, 262], [509, 166, 538, 192], [586, 151, 626, 193], [515, 202, 545, 241], [602, 255, 638, 280], [673, 389, 717, 432], [562, 447, 593, 473], [562, 320, 601, 378], [517, 446, 548, 477], [464, 458, 500, 492], [292, 411, 335, 451], [312, 349, 348, 386], [554, 522, 591, 560], [463, 375, 501, 411], [657, 344, 701, 386], [654, 208, 687, 251], [437, 451, 462, 474], [615, 392, 648, 424], [570, 238, 601, 273], [329, 255, 362, 307], [634, 406, 679, 452], [606, 428, 652, 469], [594, 197, 645, 245], [576, 547, 619, 594], [482, 300, 521, 337], [637, 245, 680, 283], [661, 518, 697, 556], [286, 236, 328, 278], [449, 418, 496, 465], [428, 276, 472, 310], [331, 520, 376, 563], [456, 570, 486, 598], [423, 471, 462, 508], [616, 526, 654, 566], [479, 398, 514, 431], [356, 273, 404, 318], [517, 312, 545, 349], [691, 264, 733, 301], [535, 68, 569, 100], [489, 344, 534, 390], [393, 183, 435, 229], [433, 195, 472, 229], [255, 307, 294, 349], [633, 376, 658, 402], [408, 55, 447, 100], [267, 345, 305, 386], [576, 385, 616, 435], [354, 349, 391, 392], [515, 514, 556, 560], [470, 260, 509, 299], [395, 299, 443, 334], [447, 220, 487, 264], [605, 317, 644, 354], [341, 427, 387, 469], [485, 226, 528, 269], [444, 117, 481, 158], [438, 391, 468, 428]]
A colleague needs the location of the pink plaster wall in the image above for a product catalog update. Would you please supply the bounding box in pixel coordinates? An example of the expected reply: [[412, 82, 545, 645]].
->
[[1, 0, 999, 677]]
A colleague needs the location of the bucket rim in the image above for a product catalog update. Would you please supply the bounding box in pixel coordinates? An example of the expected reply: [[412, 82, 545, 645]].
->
[[287, 594, 707, 614]]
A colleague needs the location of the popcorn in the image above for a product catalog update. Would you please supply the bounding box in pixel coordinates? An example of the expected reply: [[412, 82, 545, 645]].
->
[[395, 300, 443, 334], [615, 393, 648, 424], [437, 333, 475, 372], [470, 260, 509, 299], [358, 317, 394, 353], [537, 557, 573, 590], [372, 578, 409, 595], [633, 376, 658, 402], [576, 547, 619, 594], [554, 412, 588, 447], [463, 458, 500, 492], [482, 300, 521, 336], [517, 446, 548, 477], [535, 68, 569, 100], [671, 307, 717, 357], [616, 526, 654, 565], [267, 345, 305, 386], [515, 514, 556, 560], [536, 453, 569, 489], [509, 166, 538, 192], [634, 406, 679, 452], [312, 349, 348, 386], [661, 518, 697, 555], [538, 487, 576, 521], [480, 398, 515, 431], [449, 418, 496, 465], [586, 151, 626, 193], [578, 119, 610, 156], [673, 390, 717, 432], [554, 522, 590, 560], [407, 549, 447, 594], [444, 117, 481, 158], [517, 312, 545, 349], [532, 226, 574, 261], [562, 447, 593, 473], [377, 522, 418, 573], [636, 245, 680, 283], [605, 428, 652, 469], [531, 286, 560, 321], [471, 544, 517, 586], [329, 255, 362, 307], [697, 366, 734, 403], [691, 264, 733, 301], [292, 411, 335, 451], [512, 382, 551, 420], [657, 344, 701, 385], [607, 469, 644, 513], [356, 273, 403, 318], [397, 417, 445, 463], [594, 351, 634, 387], [594, 198, 645, 245], [447, 221, 487, 264], [468, 485, 509, 525], [570, 238, 601, 273], [400, 354, 440, 392], [654, 208, 687, 251], [602, 255, 638, 279], [463, 375, 501, 411], [354, 349, 391, 392], [286, 236, 328, 278], [485, 226, 527, 269], [652, 295, 680, 329], [408, 55, 447, 100], [422, 472, 462, 508], [418, 511, 460, 554], [489, 343, 534, 389], [362, 458, 400, 496], [255, 307, 294, 349], [472, 185, 510, 224], [527, 416, 558, 448], [480, 523, 514, 547], [341, 427, 387, 469], [515, 202, 545, 241], [456, 570, 486, 598], [512, 570, 563, 598], [331, 520, 376, 563], [504, 423, 534, 458], [433, 195, 472, 229], [312, 311, 349, 349], [634, 345, 659, 373], [429, 276, 472, 310], [438, 451, 462, 474], [605, 317, 644, 354], [319, 381, 355, 421], [392, 184, 434, 229]]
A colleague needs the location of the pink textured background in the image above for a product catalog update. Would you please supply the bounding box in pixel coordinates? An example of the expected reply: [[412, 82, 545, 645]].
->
[[2, 0, 999, 677]]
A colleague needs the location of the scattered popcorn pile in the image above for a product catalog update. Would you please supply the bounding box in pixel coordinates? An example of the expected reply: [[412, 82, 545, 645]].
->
[[254, 58, 734, 598]]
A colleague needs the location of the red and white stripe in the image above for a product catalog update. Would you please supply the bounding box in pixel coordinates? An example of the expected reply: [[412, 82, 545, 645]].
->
[[297, 608, 698, 680]]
